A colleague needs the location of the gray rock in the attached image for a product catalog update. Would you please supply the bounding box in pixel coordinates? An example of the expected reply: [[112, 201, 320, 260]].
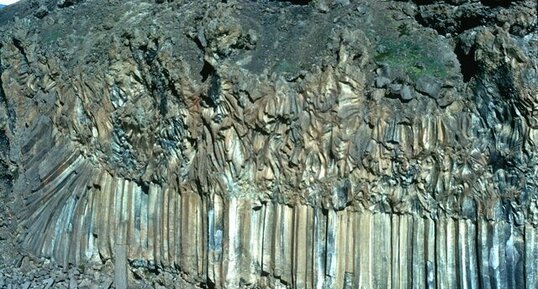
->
[[69, 277, 77, 289], [34, 6, 48, 19], [78, 279, 92, 288], [43, 278, 54, 289], [374, 76, 391, 88], [377, 65, 406, 82], [388, 83, 402, 94], [335, 0, 351, 5], [332, 179, 351, 210], [400, 85, 414, 101], [415, 76, 442, 98]]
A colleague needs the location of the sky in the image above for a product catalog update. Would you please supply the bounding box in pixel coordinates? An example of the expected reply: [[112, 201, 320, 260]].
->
[[0, 0, 20, 5]]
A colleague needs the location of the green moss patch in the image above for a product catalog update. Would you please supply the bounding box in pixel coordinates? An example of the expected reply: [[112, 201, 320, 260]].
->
[[375, 36, 450, 81]]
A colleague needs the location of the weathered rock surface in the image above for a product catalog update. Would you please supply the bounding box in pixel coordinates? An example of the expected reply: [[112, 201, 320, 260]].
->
[[0, 0, 537, 288]]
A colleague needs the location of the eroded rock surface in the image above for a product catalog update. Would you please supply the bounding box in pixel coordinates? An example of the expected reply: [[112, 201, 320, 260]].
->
[[0, 0, 537, 288]]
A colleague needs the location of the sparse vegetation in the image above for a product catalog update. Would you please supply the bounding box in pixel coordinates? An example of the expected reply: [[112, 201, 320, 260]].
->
[[375, 37, 449, 81]]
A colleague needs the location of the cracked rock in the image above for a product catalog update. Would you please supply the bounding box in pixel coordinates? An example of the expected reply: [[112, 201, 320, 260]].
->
[[0, 0, 536, 288]]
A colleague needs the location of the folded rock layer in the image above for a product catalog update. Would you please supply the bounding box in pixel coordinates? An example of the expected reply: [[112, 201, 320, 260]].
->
[[0, 0, 537, 288]]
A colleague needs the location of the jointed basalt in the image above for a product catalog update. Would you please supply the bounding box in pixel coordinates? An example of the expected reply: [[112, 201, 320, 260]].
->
[[0, 0, 537, 288]]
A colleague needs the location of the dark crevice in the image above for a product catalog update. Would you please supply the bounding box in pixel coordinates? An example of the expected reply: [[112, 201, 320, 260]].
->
[[256, 0, 312, 5], [146, 266, 161, 275], [415, 13, 484, 36], [144, 39, 160, 64], [132, 271, 143, 280], [200, 60, 214, 83], [495, 64, 518, 99], [203, 279, 216, 289], [457, 16, 485, 33], [454, 43, 479, 82], [199, 60, 220, 108], [411, 0, 435, 5], [149, 65, 168, 116], [191, 35, 205, 52], [12, 38, 29, 64], [283, 0, 311, 4], [254, 0, 312, 5], [98, 252, 108, 265], [207, 73, 221, 107], [489, 149, 515, 173], [132, 40, 171, 117], [164, 72, 181, 99], [57, 0, 81, 8], [479, 0, 513, 8], [137, 181, 150, 195], [0, 130, 9, 156]]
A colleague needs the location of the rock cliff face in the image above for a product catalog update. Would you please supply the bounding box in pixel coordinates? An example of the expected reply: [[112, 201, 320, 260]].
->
[[0, 0, 537, 288]]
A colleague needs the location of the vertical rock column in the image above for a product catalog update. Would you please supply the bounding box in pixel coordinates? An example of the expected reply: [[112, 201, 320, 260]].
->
[[18, 165, 538, 289]]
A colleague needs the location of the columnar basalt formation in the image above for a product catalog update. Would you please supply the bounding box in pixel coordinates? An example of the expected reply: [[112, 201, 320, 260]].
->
[[0, 0, 537, 288]]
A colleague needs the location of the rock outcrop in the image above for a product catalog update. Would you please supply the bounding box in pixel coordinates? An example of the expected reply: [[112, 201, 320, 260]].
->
[[0, 0, 537, 288]]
